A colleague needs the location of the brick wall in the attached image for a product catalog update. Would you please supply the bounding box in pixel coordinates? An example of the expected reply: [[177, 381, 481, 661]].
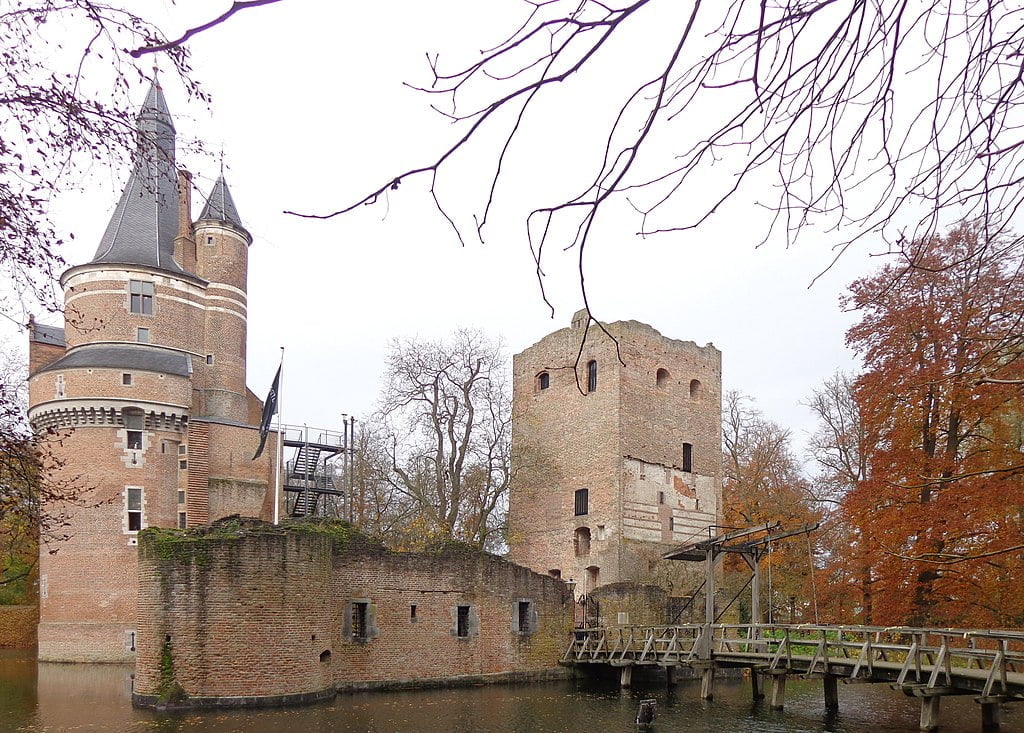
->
[[0, 606, 38, 648], [134, 521, 572, 706], [508, 313, 722, 593]]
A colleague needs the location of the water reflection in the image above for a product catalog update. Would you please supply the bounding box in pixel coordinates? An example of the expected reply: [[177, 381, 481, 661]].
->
[[1, 650, 1019, 732]]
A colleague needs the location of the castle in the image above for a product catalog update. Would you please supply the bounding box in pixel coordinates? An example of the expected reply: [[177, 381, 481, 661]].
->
[[27, 81, 275, 662], [507, 310, 722, 597]]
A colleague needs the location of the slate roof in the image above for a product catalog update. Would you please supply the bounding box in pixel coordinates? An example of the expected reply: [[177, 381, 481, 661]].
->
[[199, 175, 247, 235], [36, 344, 191, 377], [89, 81, 189, 277], [30, 322, 66, 348]]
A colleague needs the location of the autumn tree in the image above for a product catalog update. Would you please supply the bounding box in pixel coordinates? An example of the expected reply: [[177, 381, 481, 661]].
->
[[374, 329, 511, 550], [843, 222, 1024, 627], [722, 391, 823, 623]]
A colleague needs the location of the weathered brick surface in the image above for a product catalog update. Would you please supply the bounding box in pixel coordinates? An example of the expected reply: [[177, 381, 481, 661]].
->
[[508, 312, 722, 593], [0, 606, 38, 648], [134, 525, 572, 701], [26, 171, 274, 662]]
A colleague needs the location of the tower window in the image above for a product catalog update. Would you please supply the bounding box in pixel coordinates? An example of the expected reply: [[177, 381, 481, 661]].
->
[[689, 379, 702, 398], [125, 410, 144, 450], [122, 373, 133, 386], [656, 368, 670, 388], [669, 516, 675, 531], [574, 488, 589, 516], [206, 354, 215, 365], [682, 443, 693, 473], [178, 512, 187, 529], [586, 360, 597, 393], [457, 605, 470, 638], [129, 280, 154, 315], [658, 490, 665, 505], [537, 371, 550, 390], [410, 604, 417, 622], [126, 487, 143, 532], [136, 327, 150, 343], [517, 601, 533, 633]]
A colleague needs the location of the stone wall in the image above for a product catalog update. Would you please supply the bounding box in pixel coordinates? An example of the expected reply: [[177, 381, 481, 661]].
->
[[134, 520, 572, 708], [0, 606, 38, 648]]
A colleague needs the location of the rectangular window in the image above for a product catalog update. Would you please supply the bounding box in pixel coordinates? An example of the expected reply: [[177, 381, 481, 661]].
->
[[351, 602, 368, 642], [125, 411, 143, 451], [206, 354, 214, 365], [574, 488, 589, 516], [518, 601, 531, 633], [178, 444, 187, 455], [179, 460, 187, 470], [669, 516, 675, 531], [410, 604, 417, 622], [682, 443, 693, 473], [457, 605, 470, 638], [178, 512, 187, 529], [136, 327, 150, 343], [126, 487, 143, 532], [178, 490, 186, 504], [586, 360, 597, 393], [658, 490, 665, 505], [596, 525, 606, 541], [122, 372, 133, 386], [129, 280, 154, 315]]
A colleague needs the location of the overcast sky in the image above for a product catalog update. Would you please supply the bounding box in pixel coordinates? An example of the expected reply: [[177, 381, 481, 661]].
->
[[12, 0, 887, 464]]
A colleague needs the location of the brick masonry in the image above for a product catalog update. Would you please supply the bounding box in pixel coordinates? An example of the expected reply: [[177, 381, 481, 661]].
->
[[508, 311, 722, 597], [133, 521, 572, 706]]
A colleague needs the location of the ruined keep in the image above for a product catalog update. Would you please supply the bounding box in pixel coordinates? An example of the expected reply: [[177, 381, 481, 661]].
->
[[507, 311, 722, 599], [26, 82, 276, 662], [133, 520, 572, 707]]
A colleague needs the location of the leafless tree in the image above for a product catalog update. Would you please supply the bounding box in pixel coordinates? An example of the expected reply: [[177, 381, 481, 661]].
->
[[375, 329, 511, 550], [805, 371, 870, 502]]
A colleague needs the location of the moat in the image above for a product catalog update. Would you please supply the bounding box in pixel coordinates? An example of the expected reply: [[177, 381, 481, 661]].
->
[[2, 651, 1020, 732]]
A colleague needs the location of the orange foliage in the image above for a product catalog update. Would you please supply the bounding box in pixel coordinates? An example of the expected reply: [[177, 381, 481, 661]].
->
[[839, 223, 1024, 627]]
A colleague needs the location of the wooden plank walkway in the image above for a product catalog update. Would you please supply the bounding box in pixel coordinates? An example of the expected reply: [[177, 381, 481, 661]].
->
[[562, 623, 1024, 730]]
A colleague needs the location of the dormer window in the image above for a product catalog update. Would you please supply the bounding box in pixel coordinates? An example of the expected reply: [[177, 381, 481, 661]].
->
[[129, 280, 154, 315]]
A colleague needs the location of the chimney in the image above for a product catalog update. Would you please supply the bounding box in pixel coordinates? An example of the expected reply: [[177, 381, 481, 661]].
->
[[173, 168, 196, 272]]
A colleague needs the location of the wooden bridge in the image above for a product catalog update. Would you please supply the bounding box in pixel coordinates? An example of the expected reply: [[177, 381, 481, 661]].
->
[[562, 623, 1024, 730]]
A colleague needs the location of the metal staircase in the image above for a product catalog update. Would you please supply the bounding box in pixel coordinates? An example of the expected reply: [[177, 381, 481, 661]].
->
[[281, 425, 345, 518]]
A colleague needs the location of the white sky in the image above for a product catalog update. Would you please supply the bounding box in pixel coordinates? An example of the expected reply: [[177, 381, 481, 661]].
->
[[12, 0, 887, 464]]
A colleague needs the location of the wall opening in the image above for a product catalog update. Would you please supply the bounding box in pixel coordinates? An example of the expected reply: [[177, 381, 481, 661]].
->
[[457, 605, 470, 638], [124, 408, 143, 449], [518, 601, 532, 633], [574, 526, 591, 557], [689, 379, 702, 398], [319, 649, 331, 663], [682, 443, 693, 473], [410, 604, 417, 622], [548, 569, 561, 579], [656, 368, 670, 388], [351, 601, 368, 642], [537, 371, 550, 390], [586, 360, 598, 393], [574, 488, 589, 516], [586, 565, 600, 592]]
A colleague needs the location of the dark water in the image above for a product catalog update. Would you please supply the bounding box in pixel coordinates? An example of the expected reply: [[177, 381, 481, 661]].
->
[[1, 650, 1019, 732]]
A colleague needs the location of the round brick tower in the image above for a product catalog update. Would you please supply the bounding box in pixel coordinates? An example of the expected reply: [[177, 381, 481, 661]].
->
[[26, 81, 271, 662]]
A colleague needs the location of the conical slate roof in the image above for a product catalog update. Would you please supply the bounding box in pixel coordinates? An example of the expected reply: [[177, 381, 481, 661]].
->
[[90, 81, 188, 276], [198, 175, 248, 239]]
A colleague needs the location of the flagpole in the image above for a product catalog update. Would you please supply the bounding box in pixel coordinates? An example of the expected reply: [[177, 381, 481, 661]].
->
[[273, 346, 284, 525]]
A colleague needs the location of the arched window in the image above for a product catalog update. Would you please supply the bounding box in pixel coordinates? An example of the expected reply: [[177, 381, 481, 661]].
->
[[587, 360, 597, 393], [574, 527, 591, 557], [537, 371, 550, 390], [586, 565, 600, 591], [656, 368, 670, 389], [689, 379, 702, 398]]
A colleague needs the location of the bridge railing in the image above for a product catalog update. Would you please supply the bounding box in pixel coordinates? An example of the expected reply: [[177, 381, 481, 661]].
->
[[564, 623, 1024, 696]]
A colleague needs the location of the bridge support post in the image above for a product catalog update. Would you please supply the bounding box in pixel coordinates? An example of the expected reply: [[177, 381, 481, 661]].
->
[[919, 696, 940, 732], [700, 666, 715, 700], [981, 701, 1001, 730], [620, 665, 632, 688], [750, 668, 764, 701], [769, 673, 786, 710], [665, 666, 677, 686], [823, 674, 839, 712]]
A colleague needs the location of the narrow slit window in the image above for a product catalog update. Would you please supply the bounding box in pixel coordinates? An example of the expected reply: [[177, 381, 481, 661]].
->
[[586, 360, 597, 393], [682, 443, 693, 473], [518, 601, 531, 633], [457, 605, 470, 638], [410, 604, 417, 622]]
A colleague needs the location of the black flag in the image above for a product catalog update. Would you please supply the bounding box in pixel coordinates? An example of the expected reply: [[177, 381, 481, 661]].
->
[[252, 364, 280, 460]]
